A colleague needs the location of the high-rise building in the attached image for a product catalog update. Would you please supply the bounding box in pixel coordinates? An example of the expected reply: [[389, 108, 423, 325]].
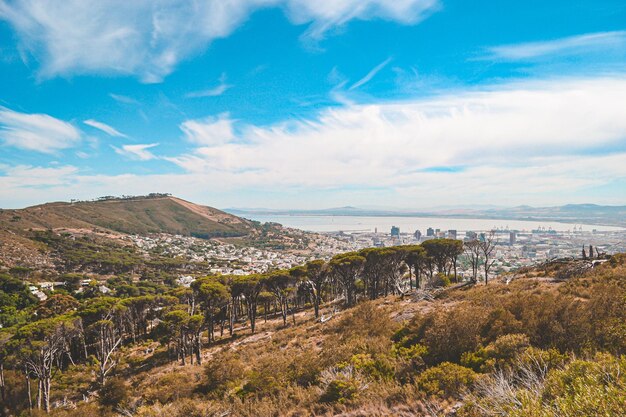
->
[[509, 232, 516, 245], [448, 229, 457, 240], [414, 230, 422, 240], [466, 231, 477, 240], [426, 227, 434, 237], [391, 226, 400, 237]]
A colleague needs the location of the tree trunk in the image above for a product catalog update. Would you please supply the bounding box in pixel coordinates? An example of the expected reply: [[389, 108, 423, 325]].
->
[[195, 334, 202, 365], [43, 377, 51, 413], [25, 371, 33, 411], [453, 259, 458, 283], [0, 363, 4, 404], [313, 297, 320, 319], [37, 378, 42, 410]]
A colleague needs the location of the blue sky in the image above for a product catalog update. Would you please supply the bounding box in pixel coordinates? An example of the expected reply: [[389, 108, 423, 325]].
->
[[0, 0, 625, 209]]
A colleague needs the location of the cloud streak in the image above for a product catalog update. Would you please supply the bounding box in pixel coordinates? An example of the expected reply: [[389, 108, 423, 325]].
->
[[112, 143, 159, 160], [84, 119, 127, 137], [0, 107, 81, 153], [185, 83, 231, 98], [0, 0, 440, 82], [484, 30, 626, 61], [349, 57, 392, 90]]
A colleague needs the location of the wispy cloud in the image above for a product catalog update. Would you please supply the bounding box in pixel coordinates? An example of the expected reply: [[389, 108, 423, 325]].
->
[[484, 30, 626, 61], [165, 77, 626, 199], [112, 143, 158, 160], [180, 113, 235, 146], [83, 119, 127, 137], [185, 74, 232, 98], [0, 164, 79, 188], [0, 0, 440, 82], [109, 93, 139, 105], [0, 107, 81, 153], [286, 0, 440, 41], [185, 84, 231, 98], [349, 57, 392, 90], [2, 76, 626, 208]]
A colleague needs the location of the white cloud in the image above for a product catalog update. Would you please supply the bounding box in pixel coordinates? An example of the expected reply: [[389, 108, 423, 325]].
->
[[84, 119, 127, 137], [1, 77, 625, 209], [283, 0, 440, 40], [349, 57, 392, 90], [168, 77, 626, 189], [180, 113, 235, 146], [485, 30, 626, 61], [0, 164, 79, 188], [113, 143, 158, 160], [157, 76, 626, 208], [109, 93, 139, 105], [0, 107, 81, 153], [185, 83, 231, 98], [0, 0, 440, 82]]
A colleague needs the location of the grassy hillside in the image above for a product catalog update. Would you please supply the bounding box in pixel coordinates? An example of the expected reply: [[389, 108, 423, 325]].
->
[[1, 255, 624, 416], [0, 196, 254, 238]]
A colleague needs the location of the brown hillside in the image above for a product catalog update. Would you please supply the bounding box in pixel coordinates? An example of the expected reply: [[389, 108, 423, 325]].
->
[[0, 196, 254, 238]]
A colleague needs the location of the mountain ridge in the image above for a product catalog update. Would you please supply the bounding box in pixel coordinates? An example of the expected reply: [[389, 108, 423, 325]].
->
[[0, 195, 255, 238]]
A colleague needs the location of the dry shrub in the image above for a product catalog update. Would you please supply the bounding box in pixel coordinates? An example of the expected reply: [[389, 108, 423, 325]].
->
[[135, 398, 227, 417], [203, 353, 246, 397], [143, 371, 197, 404]]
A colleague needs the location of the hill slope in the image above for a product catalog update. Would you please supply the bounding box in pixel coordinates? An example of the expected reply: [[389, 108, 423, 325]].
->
[[0, 196, 255, 238]]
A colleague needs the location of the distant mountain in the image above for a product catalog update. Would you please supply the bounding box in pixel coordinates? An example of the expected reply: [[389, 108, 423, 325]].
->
[[227, 204, 626, 227], [0, 195, 255, 238]]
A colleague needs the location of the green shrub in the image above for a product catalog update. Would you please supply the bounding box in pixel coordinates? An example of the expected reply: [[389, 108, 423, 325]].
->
[[319, 365, 367, 404], [345, 353, 395, 381], [416, 362, 477, 398]]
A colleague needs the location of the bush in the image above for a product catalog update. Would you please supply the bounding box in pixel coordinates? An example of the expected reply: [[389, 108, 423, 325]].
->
[[144, 372, 196, 404], [428, 273, 451, 288], [416, 362, 477, 398], [461, 333, 531, 372], [468, 352, 626, 417], [345, 353, 395, 381], [203, 355, 245, 397], [99, 378, 128, 408], [319, 365, 367, 404]]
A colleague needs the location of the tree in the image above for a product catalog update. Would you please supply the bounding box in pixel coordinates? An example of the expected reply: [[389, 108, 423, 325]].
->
[[383, 247, 409, 295], [36, 294, 80, 318], [359, 248, 388, 299], [11, 316, 80, 412], [444, 240, 464, 282], [480, 231, 498, 285], [301, 260, 329, 318], [231, 275, 264, 334], [404, 245, 427, 289], [329, 253, 365, 307], [464, 239, 481, 284], [265, 271, 295, 326], [187, 314, 204, 365], [79, 298, 127, 385], [192, 278, 230, 343], [0, 330, 11, 405], [159, 310, 194, 365]]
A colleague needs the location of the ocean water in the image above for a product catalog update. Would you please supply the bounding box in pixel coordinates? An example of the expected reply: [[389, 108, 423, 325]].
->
[[242, 214, 623, 233]]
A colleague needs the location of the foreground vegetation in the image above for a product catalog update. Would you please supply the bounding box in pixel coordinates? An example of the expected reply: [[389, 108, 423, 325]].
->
[[1, 241, 624, 416]]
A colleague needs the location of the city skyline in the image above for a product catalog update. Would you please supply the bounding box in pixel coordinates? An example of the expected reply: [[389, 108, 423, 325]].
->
[[1, 1, 626, 209]]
